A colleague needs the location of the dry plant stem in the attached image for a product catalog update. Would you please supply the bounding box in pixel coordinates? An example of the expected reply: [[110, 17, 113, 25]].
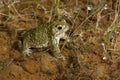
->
[[4, 59, 14, 69], [101, 11, 114, 19], [54, 0, 60, 7], [104, 11, 118, 35], [112, 33, 117, 49], [48, 8, 53, 22], [8, 3, 21, 17], [0, 12, 33, 18], [3, 0, 21, 16], [0, 13, 10, 17], [76, 0, 78, 6], [104, 6, 119, 47], [112, 0, 120, 50], [103, 0, 120, 60], [108, 49, 120, 52], [61, 6, 103, 51], [95, 7, 104, 29], [101, 43, 108, 60], [66, 7, 103, 50], [86, 0, 91, 14], [73, 7, 102, 35], [60, 8, 80, 51]]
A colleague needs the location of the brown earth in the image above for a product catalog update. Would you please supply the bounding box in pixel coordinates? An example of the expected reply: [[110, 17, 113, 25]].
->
[[0, 0, 120, 80]]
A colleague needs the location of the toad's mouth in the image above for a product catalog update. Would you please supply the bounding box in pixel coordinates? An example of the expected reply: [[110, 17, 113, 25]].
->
[[60, 26, 69, 33], [56, 28, 69, 36]]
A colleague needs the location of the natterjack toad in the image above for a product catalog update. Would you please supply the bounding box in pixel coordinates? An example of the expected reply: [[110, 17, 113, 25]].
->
[[18, 20, 69, 59]]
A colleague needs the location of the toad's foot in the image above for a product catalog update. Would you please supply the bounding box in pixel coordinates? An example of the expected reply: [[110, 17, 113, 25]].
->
[[53, 53, 65, 60], [23, 48, 32, 56]]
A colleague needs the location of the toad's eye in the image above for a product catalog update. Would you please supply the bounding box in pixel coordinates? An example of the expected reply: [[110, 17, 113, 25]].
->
[[57, 25, 62, 30]]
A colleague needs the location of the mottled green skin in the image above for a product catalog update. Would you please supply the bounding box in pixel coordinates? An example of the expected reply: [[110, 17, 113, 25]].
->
[[19, 21, 69, 59]]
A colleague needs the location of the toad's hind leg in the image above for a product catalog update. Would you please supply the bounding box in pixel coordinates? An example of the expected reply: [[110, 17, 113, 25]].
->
[[22, 48, 32, 56]]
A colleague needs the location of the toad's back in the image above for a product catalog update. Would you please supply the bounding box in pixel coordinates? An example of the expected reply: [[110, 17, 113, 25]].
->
[[22, 23, 52, 48]]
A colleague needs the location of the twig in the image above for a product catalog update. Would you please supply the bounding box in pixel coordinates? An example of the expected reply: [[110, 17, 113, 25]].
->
[[72, 7, 103, 35], [95, 7, 104, 29]]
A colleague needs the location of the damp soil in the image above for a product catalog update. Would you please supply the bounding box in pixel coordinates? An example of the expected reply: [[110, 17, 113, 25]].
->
[[0, 0, 120, 80]]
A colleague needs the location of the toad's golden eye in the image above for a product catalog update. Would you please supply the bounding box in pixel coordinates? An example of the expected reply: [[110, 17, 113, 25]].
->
[[57, 25, 63, 30]]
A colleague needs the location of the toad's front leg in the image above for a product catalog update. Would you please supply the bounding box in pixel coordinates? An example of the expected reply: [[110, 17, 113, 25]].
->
[[51, 38, 65, 60], [62, 34, 70, 42]]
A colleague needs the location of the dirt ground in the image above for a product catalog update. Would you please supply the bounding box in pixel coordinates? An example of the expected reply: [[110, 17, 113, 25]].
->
[[0, 0, 120, 80]]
